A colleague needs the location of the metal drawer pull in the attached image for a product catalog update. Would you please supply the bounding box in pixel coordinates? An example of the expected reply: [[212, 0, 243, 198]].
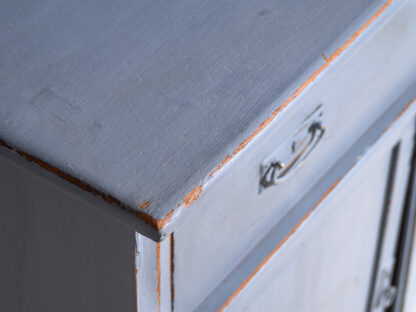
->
[[260, 121, 325, 190]]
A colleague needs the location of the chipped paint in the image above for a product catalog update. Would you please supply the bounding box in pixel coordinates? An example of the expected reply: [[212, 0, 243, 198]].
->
[[218, 63, 416, 312], [0, 138, 181, 233], [0, 136, 200, 232], [218, 175, 345, 312], [210, 155, 233, 177], [0, 138, 170, 232], [139, 201, 151, 209], [155, 209, 175, 230], [0, 0, 397, 237], [183, 185, 203, 207], [322, 53, 329, 62], [132, 210, 158, 228], [211, 0, 395, 187], [179, 0, 395, 227]]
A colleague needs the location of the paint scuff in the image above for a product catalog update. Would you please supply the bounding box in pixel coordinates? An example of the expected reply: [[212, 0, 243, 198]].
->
[[210, 155, 233, 176], [139, 201, 150, 209], [183, 185, 203, 207]]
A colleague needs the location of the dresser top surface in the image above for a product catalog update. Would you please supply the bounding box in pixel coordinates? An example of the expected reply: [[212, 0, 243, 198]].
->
[[0, 0, 385, 239]]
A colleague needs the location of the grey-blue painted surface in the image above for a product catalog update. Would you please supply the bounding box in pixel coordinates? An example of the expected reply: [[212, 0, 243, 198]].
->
[[0, 0, 383, 237], [171, 1, 416, 308], [197, 81, 416, 312]]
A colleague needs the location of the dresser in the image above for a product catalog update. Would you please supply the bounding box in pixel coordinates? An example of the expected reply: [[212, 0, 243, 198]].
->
[[1, 0, 416, 311]]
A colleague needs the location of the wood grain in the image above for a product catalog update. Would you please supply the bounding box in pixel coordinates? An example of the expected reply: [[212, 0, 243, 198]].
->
[[0, 0, 387, 238]]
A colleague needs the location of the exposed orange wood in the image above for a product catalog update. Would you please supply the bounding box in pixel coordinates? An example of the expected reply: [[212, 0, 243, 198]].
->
[[183, 185, 203, 207], [217, 176, 344, 312], [139, 201, 150, 209], [0, 0, 396, 234], [209, 0, 395, 200], [210, 155, 233, 177], [0, 138, 167, 230], [155, 209, 175, 230], [218, 26, 416, 311]]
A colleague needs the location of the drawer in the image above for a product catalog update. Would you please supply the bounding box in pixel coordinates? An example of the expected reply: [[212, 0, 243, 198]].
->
[[171, 1, 416, 310], [199, 81, 416, 312]]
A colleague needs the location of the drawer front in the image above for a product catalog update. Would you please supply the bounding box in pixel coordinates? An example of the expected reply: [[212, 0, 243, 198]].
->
[[219, 93, 416, 312], [171, 1, 416, 311]]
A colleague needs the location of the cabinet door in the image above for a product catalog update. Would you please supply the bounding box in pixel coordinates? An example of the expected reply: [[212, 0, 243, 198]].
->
[[402, 232, 416, 312], [395, 145, 416, 312], [223, 108, 415, 312]]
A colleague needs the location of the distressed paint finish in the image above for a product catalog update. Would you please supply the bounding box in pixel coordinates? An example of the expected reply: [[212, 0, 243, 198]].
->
[[197, 83, 416, 311], [1, 0, 416, 311], [172, 1, 416, 309], [231, 103, 416, 311], [0, 0, 390, 239], [225, 122, 414, 311], [134, 232, 172, 312]]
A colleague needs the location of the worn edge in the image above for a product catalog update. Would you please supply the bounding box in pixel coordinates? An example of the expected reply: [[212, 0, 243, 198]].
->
[[160, 0, 395, 232], [145, 0, 396, 233], [217, 91, 416, 312], [0, 0, 394, 241]]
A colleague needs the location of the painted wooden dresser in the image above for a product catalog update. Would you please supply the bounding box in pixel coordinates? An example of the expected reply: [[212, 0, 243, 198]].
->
[[2, 0, 416, 311]]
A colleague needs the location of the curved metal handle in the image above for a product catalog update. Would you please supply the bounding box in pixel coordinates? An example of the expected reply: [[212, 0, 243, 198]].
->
[[260, 121, 325, 189]]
